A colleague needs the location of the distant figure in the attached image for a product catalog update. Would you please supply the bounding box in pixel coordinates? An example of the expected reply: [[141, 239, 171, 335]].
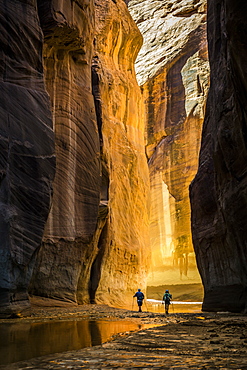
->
[[133, 289, 144, 312], [163, 289, 172, 314]]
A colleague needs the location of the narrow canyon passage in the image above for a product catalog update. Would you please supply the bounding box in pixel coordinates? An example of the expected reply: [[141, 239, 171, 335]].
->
[[1, 0, 247, 319], [127, 0, 207, 304]]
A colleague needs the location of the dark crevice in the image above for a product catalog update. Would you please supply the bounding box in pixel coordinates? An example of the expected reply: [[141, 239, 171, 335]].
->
[[92, 56, 103, 149], [89, 55, 110, 303], [89, 222, 108, 304], [173, 9, 198, 18]]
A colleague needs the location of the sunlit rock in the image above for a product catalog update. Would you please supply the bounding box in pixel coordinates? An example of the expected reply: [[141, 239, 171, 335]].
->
[[92, 0, 150, 306], [190, 0, 247, 312], [128, 0, 209, 288], [0, 0, 55, 316], [30, 0, 150, 307], [129, 0, 207, 86]]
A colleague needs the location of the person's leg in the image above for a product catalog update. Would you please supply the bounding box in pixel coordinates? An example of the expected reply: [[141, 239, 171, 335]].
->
[[138, 300, 142, 312], [165, 302, 169, 314]]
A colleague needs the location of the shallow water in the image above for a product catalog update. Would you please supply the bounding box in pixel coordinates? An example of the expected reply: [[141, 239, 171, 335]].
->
[[124, 300, 202, 314], [0, 301, 202, 365], [0, 319, 152, 365], [146, 299, 202, 314]]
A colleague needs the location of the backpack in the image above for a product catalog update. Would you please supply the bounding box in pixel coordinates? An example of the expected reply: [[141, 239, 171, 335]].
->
[[163, 293, 171, 303]]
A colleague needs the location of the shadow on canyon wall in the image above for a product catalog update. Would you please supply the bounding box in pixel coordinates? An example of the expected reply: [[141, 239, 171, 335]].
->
[[0, 0, 247, 317]]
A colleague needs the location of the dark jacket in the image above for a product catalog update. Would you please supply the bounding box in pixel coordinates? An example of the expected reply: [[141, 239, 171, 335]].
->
[[163, 293, 172, 303], [134, 291, 144, 301]]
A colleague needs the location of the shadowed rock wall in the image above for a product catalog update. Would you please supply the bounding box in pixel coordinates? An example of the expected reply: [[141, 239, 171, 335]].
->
[[0, 0, 55, 316], [190, 0, 247, 312], [2, 0, 247, 315], [30, 0, 102, 304], [128, 0, 209, 286]]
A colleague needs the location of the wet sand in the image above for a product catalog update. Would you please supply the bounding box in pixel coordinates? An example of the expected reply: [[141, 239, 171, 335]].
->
[[1, 298, 247, 369]]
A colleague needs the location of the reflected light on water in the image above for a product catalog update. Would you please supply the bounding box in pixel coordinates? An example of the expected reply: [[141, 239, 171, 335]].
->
[[0, 320, 152, 365], [146, 299, 202, 314], [120, 300, 202, 314]]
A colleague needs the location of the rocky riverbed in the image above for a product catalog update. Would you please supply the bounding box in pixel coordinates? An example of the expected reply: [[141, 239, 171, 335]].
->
[[0, 297, 247, 369]]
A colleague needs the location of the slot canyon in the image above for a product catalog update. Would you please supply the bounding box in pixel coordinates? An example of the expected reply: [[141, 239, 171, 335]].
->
[[0, 0, 247, 318]]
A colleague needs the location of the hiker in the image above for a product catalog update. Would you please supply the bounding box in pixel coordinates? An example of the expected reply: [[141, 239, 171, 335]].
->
[[163, 289, 172, 314], [133, 288, 144, 312]]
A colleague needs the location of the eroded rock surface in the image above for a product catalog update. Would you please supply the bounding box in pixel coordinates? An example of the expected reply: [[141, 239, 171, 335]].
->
[[30, 0, 150, 307], [30, 0, 102, 304], [190, 0, 247, 312], [0, 0, 55, 316], [92, 0, 150, 306], [128, 0, 209, 286]]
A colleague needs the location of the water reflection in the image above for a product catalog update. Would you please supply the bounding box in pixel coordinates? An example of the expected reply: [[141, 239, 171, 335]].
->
[[0, 320, 146, 365], [122, 300, 202, 314], [146, 299, 202, 314]]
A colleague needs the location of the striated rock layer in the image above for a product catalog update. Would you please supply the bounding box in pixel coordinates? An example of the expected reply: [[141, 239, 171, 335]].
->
[[91, 0, 150, 306], [30, 0, 150, 307], [30, 0, 101, 304], [0, 0, 55, 316], [190, 0, 247, 312], [128, 0, 209, 286]]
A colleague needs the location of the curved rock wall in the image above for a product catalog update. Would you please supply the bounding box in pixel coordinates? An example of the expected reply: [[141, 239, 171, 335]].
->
[[30, 0, 102, 303], [128, 0, 209, 286], [4, 0, 247, 315], [92, 0, 150, 306], [0, 0, 55, 316], [30, 0, 150, 307], [190, 0, 247, 312]]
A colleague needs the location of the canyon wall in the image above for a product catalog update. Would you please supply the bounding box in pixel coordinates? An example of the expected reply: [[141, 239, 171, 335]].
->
[[0, 0, 55, 316], [3, 0, 247, 316], [30, 0, 150, 307], [91, 0, 150, 306], [30, 0, 102, 305], [190, 0, 247, 312], [128, 0, 209, 287], [0, 0, 150, 316]]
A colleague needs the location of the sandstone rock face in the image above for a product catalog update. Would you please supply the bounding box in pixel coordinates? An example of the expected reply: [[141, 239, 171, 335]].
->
[[92, 0, 150, 306], [30, 0, 150, 306], [190, 0, 247, 312], [30, 0, 102, 304], [128, 0, 209, 286], [0, 0, 55, 316]]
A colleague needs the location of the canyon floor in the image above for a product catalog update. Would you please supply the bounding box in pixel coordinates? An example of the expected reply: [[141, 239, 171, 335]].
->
[[1, 298, 247, 369]]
